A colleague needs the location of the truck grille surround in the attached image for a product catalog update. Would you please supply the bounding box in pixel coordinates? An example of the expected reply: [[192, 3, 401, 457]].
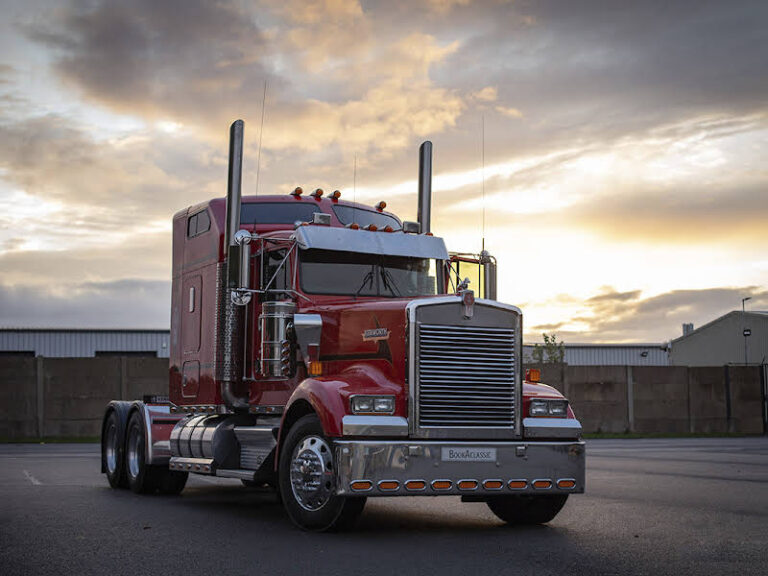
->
[[409, 299, 522, 439]]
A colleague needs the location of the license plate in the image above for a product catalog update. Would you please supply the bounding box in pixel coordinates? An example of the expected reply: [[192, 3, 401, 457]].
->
[[441, 447, 497, 462]]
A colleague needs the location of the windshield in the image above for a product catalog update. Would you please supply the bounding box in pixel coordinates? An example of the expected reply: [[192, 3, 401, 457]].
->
[[300, 249, 439, 297]]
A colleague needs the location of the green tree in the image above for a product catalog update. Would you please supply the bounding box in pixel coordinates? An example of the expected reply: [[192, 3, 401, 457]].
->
[[531, 333, 565, 364]]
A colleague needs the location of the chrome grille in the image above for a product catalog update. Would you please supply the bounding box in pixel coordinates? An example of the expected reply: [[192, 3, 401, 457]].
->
[[417, 324, 515, 428]]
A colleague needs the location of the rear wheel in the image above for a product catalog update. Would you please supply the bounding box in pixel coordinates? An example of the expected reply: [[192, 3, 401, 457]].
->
[[278, 414, 365, 531], [125, 411, 159, 494], [103, 411, 127, 489], [486, 494, 569, 525]]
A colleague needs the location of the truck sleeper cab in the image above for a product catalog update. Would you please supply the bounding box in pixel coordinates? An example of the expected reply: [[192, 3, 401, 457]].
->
[[101, 121, 584, 531]]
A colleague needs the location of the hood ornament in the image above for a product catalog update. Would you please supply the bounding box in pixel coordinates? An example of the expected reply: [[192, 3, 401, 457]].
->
[[459, 279, 475, 320]]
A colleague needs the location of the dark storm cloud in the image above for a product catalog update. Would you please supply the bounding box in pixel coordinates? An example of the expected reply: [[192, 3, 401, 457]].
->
[[23, 0, 270, 130], [0, 279, 171, 329], [433, 0, 768, 158], [530, 285, 768, 343]]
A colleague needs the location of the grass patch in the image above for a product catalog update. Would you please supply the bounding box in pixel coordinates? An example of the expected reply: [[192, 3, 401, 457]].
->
[[0, 436, 100, 444]]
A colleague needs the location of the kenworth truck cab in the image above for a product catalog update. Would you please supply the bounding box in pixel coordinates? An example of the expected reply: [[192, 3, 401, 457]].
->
[[101, 121, 584, 531]]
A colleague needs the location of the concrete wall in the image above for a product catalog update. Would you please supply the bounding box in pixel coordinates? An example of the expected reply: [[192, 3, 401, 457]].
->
[[527, 363, 766, 435], [1, 358, 765, 438], [0, 357, 167, 439]]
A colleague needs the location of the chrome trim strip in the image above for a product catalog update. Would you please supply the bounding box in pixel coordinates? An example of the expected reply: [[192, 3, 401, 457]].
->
[[342, 415, 409, 437], [523, 417, 583, 439]]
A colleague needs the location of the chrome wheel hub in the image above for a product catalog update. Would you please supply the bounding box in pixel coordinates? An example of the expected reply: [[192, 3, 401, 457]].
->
[[289, 435, 334, 511], [105, 423, 118, 474], [127, 425, 141, 479]]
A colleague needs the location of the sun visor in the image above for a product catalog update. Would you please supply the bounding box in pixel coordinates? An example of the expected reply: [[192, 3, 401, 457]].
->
[[294, 226, 449, 260]]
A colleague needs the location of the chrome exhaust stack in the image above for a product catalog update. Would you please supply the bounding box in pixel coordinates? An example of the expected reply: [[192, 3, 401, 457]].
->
[[417, 141, 432, 235], [217, 119, 249, 410]]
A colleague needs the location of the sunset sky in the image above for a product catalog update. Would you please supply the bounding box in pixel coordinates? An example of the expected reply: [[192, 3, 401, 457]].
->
[[0, 0, 766, 343]]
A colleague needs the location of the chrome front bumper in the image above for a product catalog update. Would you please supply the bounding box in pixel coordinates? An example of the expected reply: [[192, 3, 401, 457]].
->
[[334, 440, 585, 497]]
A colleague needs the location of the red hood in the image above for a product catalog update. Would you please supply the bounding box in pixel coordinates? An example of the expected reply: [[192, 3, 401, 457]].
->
[[301, 299, 412, 383]]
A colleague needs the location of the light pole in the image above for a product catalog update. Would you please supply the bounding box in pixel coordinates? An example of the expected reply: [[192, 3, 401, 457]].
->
[[742, 297, 751, 365]]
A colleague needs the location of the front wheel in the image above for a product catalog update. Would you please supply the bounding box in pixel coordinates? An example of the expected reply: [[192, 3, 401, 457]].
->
[[278, 414, 365, 531], [486, 494, 569, 525]]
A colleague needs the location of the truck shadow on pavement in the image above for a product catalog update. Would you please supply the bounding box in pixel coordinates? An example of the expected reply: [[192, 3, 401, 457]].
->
[[163, 484, 570, 535]]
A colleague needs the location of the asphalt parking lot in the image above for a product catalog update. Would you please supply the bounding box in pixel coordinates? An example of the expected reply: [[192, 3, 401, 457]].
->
[[1, 437, 767, 576]]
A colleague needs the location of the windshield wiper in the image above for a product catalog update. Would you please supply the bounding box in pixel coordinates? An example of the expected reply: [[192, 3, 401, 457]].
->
[[355, 267, 376, 296], [380, 266, 402, 297]]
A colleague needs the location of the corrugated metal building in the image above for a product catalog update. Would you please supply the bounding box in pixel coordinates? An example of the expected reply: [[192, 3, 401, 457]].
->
[[0, 329, 170, 358], [670, 311, 768, 366], [522, 344, 669, 366]]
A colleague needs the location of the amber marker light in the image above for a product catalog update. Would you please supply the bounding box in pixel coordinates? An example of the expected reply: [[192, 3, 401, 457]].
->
[[382, 225, 394, 233], [364, 224, 378, 231], [533, 479, 552, 489], [350, 480, 372, 491], [508, 480, 527, 490], [307, 344, 322, 376], [346, 223, 360, 230], [458, 480, 478, 490], [378, 481, 399, 491], [375, 201, 387, 212], [483, 480, 503, 490], [525, 368, 541, 382], [330, 190, 341, 201], [291, 186, 303, 196], [557, 479, 576, 489], [311, 188, 323, 199], [431, 480, 452, 490], [405, 480, 426, 491]]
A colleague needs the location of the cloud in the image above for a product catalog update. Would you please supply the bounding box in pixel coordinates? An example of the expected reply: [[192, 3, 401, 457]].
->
[[0, 115, 225, 222], [528, 286, 768, 343], [0, 279, 170, 329], [23, 0, 269, 132], [23, 1, 467, 163]]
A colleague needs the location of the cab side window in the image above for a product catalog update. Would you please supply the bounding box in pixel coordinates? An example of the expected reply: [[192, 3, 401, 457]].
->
[[187, 210, 211, 238]]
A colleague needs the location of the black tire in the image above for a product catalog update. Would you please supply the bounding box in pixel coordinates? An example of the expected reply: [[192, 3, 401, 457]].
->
[[157, 468, 188, 495], [486, 494, 569, 525], [102, 410, 127, 489], [278, 414, 366, 531], [125, 411, 160, 494]]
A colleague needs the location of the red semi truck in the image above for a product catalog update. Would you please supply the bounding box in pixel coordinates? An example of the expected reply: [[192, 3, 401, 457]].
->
[[101, 120, 584, 530]]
